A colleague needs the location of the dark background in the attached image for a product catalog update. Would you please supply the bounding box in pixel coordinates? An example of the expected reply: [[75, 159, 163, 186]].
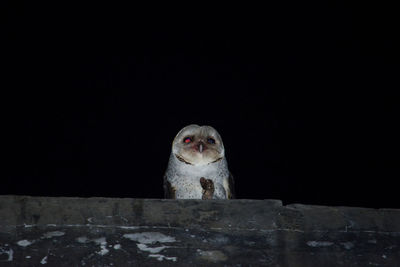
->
[[3, 3, 398, 208]]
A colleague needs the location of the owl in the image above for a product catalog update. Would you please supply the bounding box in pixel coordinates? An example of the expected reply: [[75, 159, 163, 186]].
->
[[164, 124, 234, 199]]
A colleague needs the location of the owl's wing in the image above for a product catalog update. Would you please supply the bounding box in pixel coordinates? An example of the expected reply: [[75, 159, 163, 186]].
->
[[163, 175, 176, 199], [227, 172, 235, 199]]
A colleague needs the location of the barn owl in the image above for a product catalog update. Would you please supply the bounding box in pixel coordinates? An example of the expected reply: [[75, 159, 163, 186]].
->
[[164, 124, 234, 199]]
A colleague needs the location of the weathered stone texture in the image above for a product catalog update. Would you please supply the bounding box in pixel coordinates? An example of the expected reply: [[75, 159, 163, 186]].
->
[[0, 196, 399, 266]]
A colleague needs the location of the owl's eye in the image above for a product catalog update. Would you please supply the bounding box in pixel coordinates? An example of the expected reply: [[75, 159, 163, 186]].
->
[[183, 137, 192, 144], [207, 137, 216, 144]]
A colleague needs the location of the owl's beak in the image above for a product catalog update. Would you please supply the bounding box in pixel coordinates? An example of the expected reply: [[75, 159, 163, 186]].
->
[[196, 141, 205, 153], [198, 142, 204, 153]]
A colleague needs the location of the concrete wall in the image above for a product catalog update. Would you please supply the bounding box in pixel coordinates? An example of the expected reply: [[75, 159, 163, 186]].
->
[[0, 195, 399, 266]]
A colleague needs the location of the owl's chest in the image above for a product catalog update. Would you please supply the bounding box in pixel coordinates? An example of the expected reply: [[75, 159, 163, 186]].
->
[[170, 174, 226, 199]]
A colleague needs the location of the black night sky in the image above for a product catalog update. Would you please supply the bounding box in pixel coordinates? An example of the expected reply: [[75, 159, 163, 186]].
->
[[3, 3, 399, 208]]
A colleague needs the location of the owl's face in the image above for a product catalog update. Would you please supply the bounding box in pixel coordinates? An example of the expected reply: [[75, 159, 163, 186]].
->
[[172, 124, 225, 166]]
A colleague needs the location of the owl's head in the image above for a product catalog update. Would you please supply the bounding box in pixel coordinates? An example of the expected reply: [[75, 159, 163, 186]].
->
[[172, 124, 225, 166]]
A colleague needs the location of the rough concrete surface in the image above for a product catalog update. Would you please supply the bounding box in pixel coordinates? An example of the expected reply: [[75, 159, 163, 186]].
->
[[0, 195, 399, 266]]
